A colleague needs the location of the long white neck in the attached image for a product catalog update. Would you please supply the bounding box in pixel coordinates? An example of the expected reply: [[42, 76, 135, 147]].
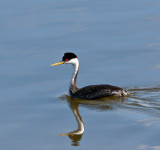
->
[[65, 58, 79, 94], [70, 58, 79, 94], [71, 58, 79, 87]]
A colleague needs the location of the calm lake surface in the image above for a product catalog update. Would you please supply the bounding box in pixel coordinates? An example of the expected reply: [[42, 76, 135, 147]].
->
[[1, 0, 160, 149]]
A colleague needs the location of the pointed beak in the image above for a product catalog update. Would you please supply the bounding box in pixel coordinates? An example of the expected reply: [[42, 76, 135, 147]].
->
[[50, 61, 64, 66], [59, 133, 70, 136]]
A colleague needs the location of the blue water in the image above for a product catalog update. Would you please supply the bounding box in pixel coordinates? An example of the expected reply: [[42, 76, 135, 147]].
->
[[1, 0, 160, 150]]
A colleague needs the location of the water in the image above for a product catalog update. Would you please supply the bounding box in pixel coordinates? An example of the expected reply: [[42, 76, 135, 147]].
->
[[1, 0, 160, 149]]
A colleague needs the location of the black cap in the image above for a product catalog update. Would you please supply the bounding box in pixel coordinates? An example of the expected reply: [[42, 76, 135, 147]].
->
[[62, 52, 77, 61]]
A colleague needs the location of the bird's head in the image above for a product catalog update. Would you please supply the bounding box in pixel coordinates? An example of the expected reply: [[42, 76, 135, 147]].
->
[[50, 52, 78, 66]]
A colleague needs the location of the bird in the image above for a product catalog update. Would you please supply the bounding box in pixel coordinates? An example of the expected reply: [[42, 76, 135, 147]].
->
[[50, 52, 129, 100]]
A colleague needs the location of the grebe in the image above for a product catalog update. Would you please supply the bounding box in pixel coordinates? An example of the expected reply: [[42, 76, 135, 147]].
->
[[50, 52, 129, 100]]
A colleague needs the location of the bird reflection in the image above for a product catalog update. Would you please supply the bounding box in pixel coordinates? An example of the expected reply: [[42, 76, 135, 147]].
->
[[60, 101, 84, 146], [59, 95, 126, 146]]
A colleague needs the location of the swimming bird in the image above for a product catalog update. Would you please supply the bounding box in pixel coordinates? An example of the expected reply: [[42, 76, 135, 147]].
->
[[50, 52, 129, 100]]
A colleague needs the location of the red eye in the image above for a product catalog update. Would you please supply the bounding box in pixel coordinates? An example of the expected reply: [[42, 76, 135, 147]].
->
[[66, 59, 68, 61]]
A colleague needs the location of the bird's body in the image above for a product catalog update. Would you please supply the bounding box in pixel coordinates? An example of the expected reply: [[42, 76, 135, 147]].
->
[[50, 52, 129, 100], [70, 84, 128, 100]]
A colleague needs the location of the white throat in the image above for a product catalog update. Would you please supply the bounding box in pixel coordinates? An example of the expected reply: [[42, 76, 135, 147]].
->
[[65, 58, 79, 87]]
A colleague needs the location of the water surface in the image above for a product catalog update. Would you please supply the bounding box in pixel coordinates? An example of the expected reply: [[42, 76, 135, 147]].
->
[[1, 0, 160, 150]]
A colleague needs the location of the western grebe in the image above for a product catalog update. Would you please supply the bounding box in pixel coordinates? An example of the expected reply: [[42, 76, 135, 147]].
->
[[50, 52, 129, 100]]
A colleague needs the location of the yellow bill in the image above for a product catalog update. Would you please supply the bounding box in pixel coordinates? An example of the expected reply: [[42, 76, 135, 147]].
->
[[50, 61, 64, 66], [59, 133, 70, 136]]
